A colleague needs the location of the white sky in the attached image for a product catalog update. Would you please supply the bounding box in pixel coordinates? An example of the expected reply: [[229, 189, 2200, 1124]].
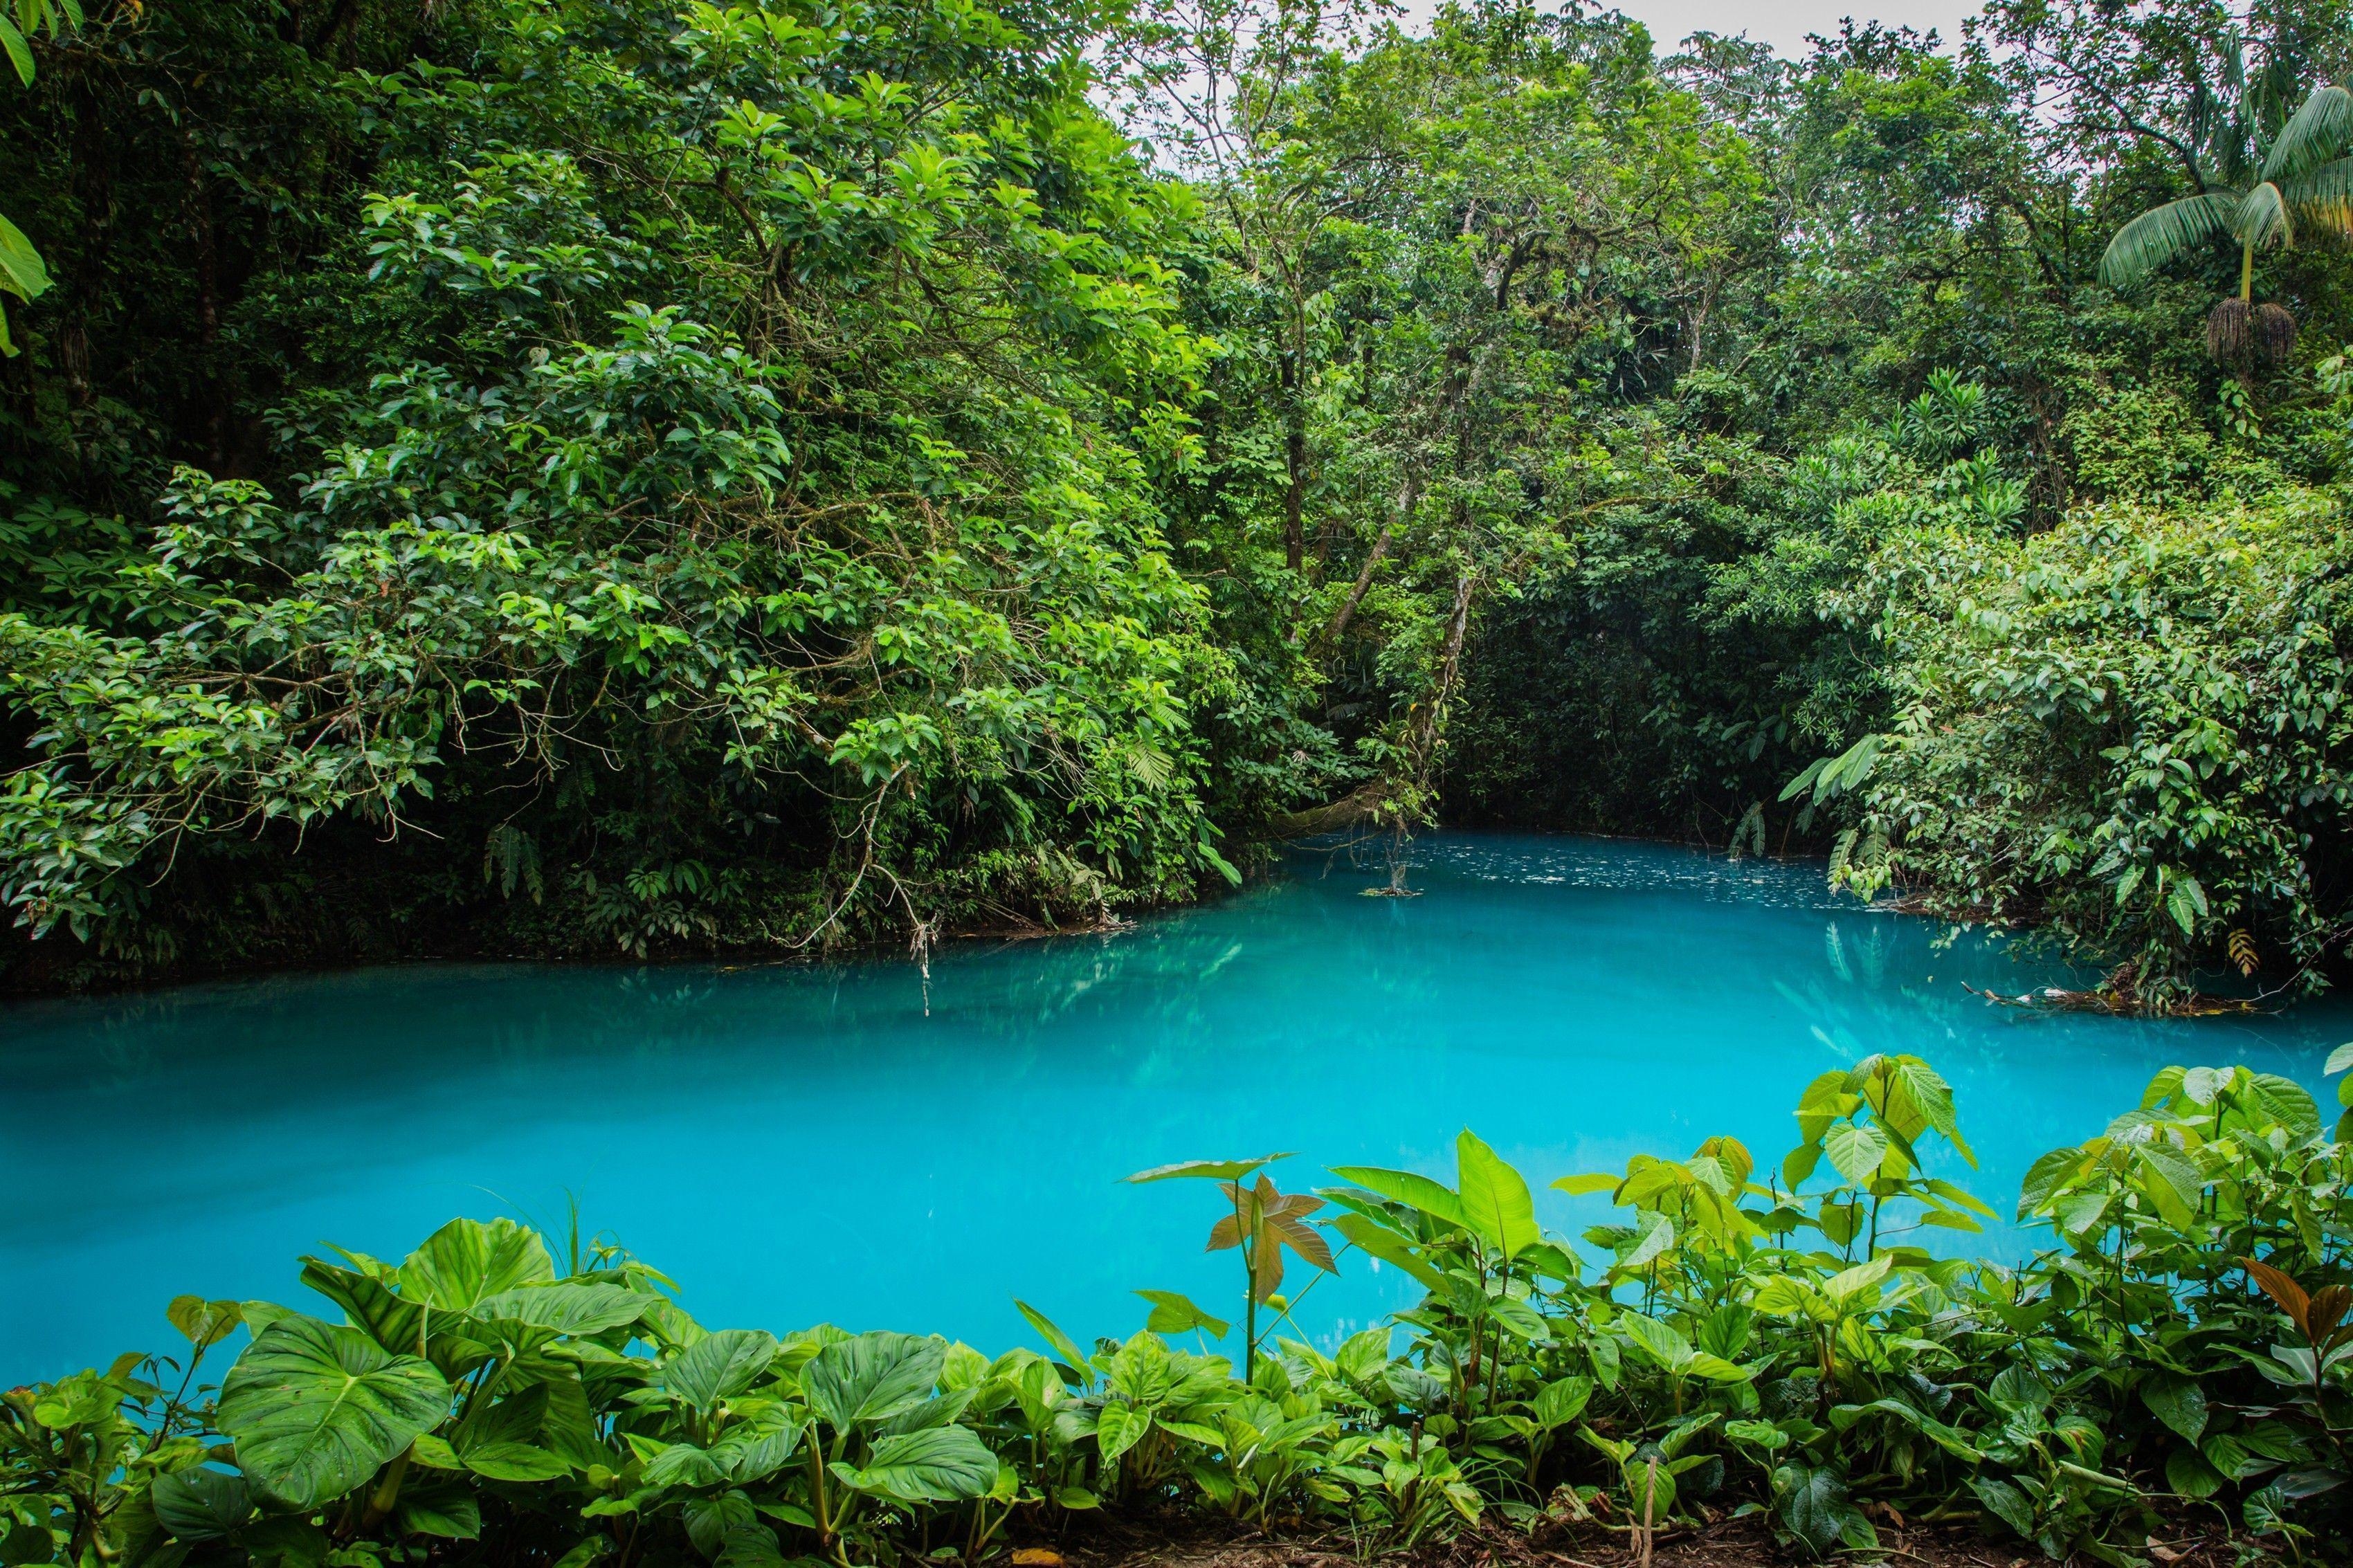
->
[[1390, 0, 1982, 57]]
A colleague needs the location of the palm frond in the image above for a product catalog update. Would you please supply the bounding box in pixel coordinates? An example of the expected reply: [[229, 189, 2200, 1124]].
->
[[2286, 153, 2353, 239], [2099, 192, 2242, 286], [2235, 180, 2291, 248], [2263, 84, 2353, 182]]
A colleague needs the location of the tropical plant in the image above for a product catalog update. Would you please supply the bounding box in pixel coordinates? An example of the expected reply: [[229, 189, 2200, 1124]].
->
[[2098, 39, 2353, 365], [1125, 1153, 1335, 1378], [0, 0, 78, 356]]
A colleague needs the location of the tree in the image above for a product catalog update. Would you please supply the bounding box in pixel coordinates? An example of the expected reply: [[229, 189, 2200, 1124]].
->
[[2098, 35, 2353, 363]]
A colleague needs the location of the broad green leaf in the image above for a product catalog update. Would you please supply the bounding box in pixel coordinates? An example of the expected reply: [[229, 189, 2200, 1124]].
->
[[1968, 1475, 2035, 1539], [1821, 1255, 1893, 1304], [2165, 1445, 2226, 1499], [217, 1316, 451, 1508], [2141, 1376, 2208, 1443], [1094, 1401, 1147, 1462], [2245, 1073, 2321, 1140], [151, 1470, 252, 1542], [1326, 1212, 1444, 1289], [1821, 1122, 1890, 1186], [460, 1441, 571, 1482], [1135, 1291, 1229, 1338], [1551, 1173, 1619, 1196], [1533, 1376, 1592, 1429], [1013, 1301, 1091, 1383], [1616, 1210, 1675, 1273], [397, 1219, 554, 1311], [1328, 1165, 1466, 1228], [709, 1406, 808, 1484], [642, 1441, 727, 1489], [395, 1482, 480, 1540], [1455, 1130, 1538, 1259], [167, 1296, 244, 1351], [2325, 1041, 2353, 1077], [1618, 1313, 1691, 1371], [1774, 1462, 1860, 1554], [1125, 1154, 1290, 1183], [830, 1425, 997, 1503], [664, 1329, 778, 1410], [803, 1332, 942, 1432], [470, 1283, 647, 1336]]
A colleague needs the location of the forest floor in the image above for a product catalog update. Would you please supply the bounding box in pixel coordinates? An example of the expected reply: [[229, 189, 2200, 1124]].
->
[[1034, 1514, 2249, 1568]]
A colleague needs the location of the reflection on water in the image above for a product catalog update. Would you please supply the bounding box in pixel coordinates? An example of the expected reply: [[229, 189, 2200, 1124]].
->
[[2, 832, 2344, 1383]]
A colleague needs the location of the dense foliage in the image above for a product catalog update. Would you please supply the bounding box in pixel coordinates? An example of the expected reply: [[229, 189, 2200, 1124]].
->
[[9, 1052, 2353, 1565], [10, 0, 2353, 998]]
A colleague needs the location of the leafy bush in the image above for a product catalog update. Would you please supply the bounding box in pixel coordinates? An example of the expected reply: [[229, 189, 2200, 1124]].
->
[[1804, 486, 2353, 1008], [10, 1052, 2352, 1566]]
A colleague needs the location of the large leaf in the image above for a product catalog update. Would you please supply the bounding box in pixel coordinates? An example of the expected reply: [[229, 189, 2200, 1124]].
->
[[1776, 1463, 1865, 1554], [1968, 1475, 2035, 1539], [2268, 84, 2353, 182], [1125, 1154, 1291, 1183], [664, 1329, 778, 1410], [151, 1470, 253, 1542], [1454, 1130, 1538, 1259], [1328, 1165, 1467, 1228], [1821, 1122, 1889, 1187], [398, 1219, 554, 1310], [709, 1405, 808, 1484], [471, 1283, 648, 1336], [803, 1333, 943, 1432], [1325, 1211, 1444, 1288], [0, 214, 48, 304], [1012, 1300, 1092, 1384], [2141, 1375, 2208, 1443], [2098, 191, 2241, 286], [217, 1317, 452, 1508], [829, 1425, 998, 1504]]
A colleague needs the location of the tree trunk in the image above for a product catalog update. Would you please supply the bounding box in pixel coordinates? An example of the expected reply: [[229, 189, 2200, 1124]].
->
[[1323, 471, 1417, 646], [1280, 353, 1305, 572]]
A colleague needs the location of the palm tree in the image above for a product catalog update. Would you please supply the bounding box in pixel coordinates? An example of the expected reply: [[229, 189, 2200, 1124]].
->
[[2098, 37, 2353, 367]]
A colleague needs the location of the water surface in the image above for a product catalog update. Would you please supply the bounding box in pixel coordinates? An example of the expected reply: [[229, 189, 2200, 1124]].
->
[[3, 833, 2343, 1383]]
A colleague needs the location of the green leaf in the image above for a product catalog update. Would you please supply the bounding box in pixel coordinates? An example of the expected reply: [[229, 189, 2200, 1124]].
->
[[1455, 1129, 1538, 1259], [1821, 1122, 1889, 1186], [470, 1282, 647, 1335], [1328, 1165, 1467, 1228], [1326, 1211, 1445, 1289], [396, 1481, 481, 1540], [664, 1329, 778, 1410], [217, 1316, 451, 1508], [1619, 1313, 1691, 1371], [2141, 1376, 2208, 1444], [1774, 1463, 1859, 1554], [2324, 1041, 2353, 1077], [459, 1441, 571, 1482], [1532, 1376, 1592, 1430], [1135, 1291, 1229, 1338], [151, 1470, 252, 1542], [1125, 1154, 1289, 1183], [2099, 192, 2240, 287], [1012, 1301, 1091, 1383], [0, 20, 30, 91], [2165, 1446, 2226, 1500], [167, 1296, 245, 1351], [709, 1406, 808, 1484], [1968, 1475, 2035, 1539], [398, 1219, 554, 1310], [803, 1332, 942, 1432], [830, 1425, 998, 1503], [1093, 1401, 1147, 1462]]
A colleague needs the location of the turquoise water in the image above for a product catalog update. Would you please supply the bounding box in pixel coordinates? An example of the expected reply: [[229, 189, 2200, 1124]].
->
[[3, 832, 2345, 1384]]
